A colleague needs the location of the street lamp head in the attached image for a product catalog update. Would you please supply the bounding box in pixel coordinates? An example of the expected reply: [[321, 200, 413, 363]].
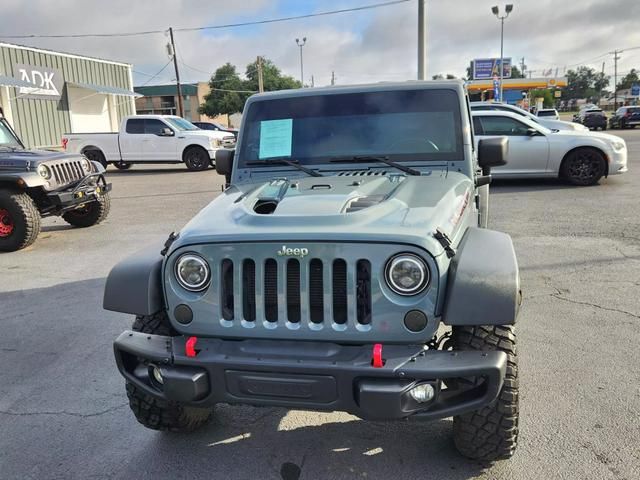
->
[[491, 5, 499, 16], [505, 4, 513, 14], [303, 37, 307, 42]]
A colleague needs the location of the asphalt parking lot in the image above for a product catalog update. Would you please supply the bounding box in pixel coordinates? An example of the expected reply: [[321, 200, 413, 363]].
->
[[1, 130, 639, 480]]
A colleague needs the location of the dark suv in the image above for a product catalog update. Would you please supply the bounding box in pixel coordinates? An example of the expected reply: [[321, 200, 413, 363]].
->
[[577, 108, 607, 130], [609, 106, 640, 129], [192, 121, 238, 139]]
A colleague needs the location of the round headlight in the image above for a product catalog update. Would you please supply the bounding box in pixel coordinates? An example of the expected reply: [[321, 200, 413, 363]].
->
[[80, 158, 92, 172], [385, 254, 429, 295], [175, 253, 211, 291], [37, 164, 52, 180]]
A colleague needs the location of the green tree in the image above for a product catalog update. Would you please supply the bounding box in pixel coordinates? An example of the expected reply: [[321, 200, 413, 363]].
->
[[565, 66, 597, 100], [617, 68, 639, 90], [530, 89, 555, 107], [244, 58, 301, 92], [198, 63, 249, 118], [594, 71, 609, 94], [432, 73, 456, 80], [510, 65, 525, 79]]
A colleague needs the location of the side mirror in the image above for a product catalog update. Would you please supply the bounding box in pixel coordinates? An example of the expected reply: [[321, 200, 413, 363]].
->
[[526, 128, 541, 136], [478, 137, 508, 175], [215, 149, 235, 184], [159, 127, 174, 137]]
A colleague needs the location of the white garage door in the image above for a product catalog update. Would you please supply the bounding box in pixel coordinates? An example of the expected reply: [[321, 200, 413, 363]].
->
[[68, 85, 112, 133]]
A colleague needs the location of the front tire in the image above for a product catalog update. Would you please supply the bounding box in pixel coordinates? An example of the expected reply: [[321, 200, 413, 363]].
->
[[452, 325, 519, 462], [0, 190, 41, 252], [183, 146, 210, 171], [62, 193, 111, 228], [126, 312, 212, 432], [560, 148, 606, 186]]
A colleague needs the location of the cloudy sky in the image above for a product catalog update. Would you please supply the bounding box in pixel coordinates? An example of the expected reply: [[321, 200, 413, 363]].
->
[[1, 0, 639, 88]]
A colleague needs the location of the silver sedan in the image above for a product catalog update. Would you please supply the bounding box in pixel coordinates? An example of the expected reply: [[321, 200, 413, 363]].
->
[[472, 111, 628, 185]]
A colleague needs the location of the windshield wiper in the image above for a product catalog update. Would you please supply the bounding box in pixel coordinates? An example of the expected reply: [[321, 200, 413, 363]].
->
[[246, 158, 323, 177], [329, 155, 421, 176]]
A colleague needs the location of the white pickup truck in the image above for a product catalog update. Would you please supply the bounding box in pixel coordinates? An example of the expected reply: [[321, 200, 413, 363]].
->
[[62, 115, 236, 171]]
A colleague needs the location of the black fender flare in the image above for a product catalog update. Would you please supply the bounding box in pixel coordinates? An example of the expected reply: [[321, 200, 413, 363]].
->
[[103, 246, 164, 316], [443, 227, 521, 326]]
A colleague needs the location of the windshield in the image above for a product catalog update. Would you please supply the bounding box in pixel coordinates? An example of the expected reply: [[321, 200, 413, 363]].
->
[[0, 119, 23, 149], [165, 117, 200, 131], [238, 89, 463, 168]]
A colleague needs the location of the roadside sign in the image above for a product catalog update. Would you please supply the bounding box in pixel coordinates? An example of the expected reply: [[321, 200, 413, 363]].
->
[[632, 84, 640, 96], [554, 90, 561, 98], [473, 58, 512, 80]]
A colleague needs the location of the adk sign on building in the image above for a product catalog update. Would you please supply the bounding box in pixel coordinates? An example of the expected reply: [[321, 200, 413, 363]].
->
[[13, 64, 64, 100]]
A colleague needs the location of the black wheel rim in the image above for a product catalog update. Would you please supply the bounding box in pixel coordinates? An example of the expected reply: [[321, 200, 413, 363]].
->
[[187, 151, 206, 170], [568, 151, 603, 183]]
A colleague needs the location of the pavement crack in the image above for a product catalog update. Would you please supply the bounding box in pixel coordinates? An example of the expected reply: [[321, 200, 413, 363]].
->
[[551, 293, 640, 319], [0, 403, 127, 418]]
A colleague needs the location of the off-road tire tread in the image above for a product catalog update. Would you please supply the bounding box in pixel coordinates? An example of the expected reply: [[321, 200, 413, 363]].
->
[[126, 311, 212, 432], [0, 190, 41, 251], [452, 325, 519, 462], [62, 193, 111, 228]]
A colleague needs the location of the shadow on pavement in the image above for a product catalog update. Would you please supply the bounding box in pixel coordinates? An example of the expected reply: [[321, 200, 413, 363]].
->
[[141, 405, 491, 480]]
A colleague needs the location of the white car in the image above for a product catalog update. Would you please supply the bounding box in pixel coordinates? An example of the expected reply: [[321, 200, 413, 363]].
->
[[472, 110, 627, 185], [63, 115, 236, 172], [536, 108, 559, 120], [470, 101, 588, 132]]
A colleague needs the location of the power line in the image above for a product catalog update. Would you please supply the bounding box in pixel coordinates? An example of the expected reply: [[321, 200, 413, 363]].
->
[[174, 0, 410, 32], [137, 60, 173, 87], [211, 87, 258, 93], [0, 0, 409, 39]]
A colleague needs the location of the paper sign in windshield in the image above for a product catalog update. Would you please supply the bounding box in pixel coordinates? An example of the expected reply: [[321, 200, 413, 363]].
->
[[259, 119, 293, 159]]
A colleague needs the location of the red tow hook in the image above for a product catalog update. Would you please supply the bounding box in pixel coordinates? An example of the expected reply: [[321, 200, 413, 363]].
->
[[372, 343, 384, 368], [185, 336, 198, 358]]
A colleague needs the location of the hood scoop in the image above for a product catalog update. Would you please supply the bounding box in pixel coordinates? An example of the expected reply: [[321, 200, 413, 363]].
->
[[345, 195, 387, 213], [337, 170, 388, 177], [252, 178, 291, 215]]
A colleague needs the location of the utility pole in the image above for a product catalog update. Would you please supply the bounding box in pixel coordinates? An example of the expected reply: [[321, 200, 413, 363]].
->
[[295, 37, 307, 86], [599, 61, 605, 105], [417, 0, 427, 80], [331, 71, 335, 85], [520, 57, 525, 77], [613, 50, 621, 110], [311, 75, 314, 87], [257, 56, 264, 93], [168, 27, 184, 118]]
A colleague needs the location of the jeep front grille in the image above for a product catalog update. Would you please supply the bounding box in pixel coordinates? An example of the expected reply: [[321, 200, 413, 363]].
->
[[49, 159, 85, 186], [219, 256, 371, 328], [166, 242, 440, 343]]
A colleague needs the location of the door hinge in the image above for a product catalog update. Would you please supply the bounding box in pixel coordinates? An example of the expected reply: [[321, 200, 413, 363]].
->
[[434, 228, 456, 258]]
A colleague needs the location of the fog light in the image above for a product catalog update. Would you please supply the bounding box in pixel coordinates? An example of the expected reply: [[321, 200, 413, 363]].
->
[[409, 383, 435, 403], [149, 365, 164, 386]]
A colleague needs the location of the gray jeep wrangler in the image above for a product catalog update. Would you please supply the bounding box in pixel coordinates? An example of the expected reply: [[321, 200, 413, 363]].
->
[[106, 80, 521, 462], [0, 115, 111, 252]]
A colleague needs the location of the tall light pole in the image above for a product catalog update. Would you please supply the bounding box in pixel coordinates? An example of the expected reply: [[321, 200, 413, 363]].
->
[[491, 4, 513, 102], [295, 37, 307, 87]]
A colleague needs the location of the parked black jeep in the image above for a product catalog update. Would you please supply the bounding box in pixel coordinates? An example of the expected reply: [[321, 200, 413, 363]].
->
[[0, 115, 111, 252]]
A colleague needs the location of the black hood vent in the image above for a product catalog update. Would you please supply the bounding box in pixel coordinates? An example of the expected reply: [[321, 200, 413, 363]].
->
[[345, 195, 387, 213]]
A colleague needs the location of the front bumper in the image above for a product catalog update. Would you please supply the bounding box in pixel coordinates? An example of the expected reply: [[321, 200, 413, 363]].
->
[[47, 173, 111, 210], [114, 331, 507, 421], [608, 148, 628, 175]]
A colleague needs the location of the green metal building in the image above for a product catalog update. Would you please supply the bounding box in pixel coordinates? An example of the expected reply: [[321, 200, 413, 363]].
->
[[0, 42, 138, 149]]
